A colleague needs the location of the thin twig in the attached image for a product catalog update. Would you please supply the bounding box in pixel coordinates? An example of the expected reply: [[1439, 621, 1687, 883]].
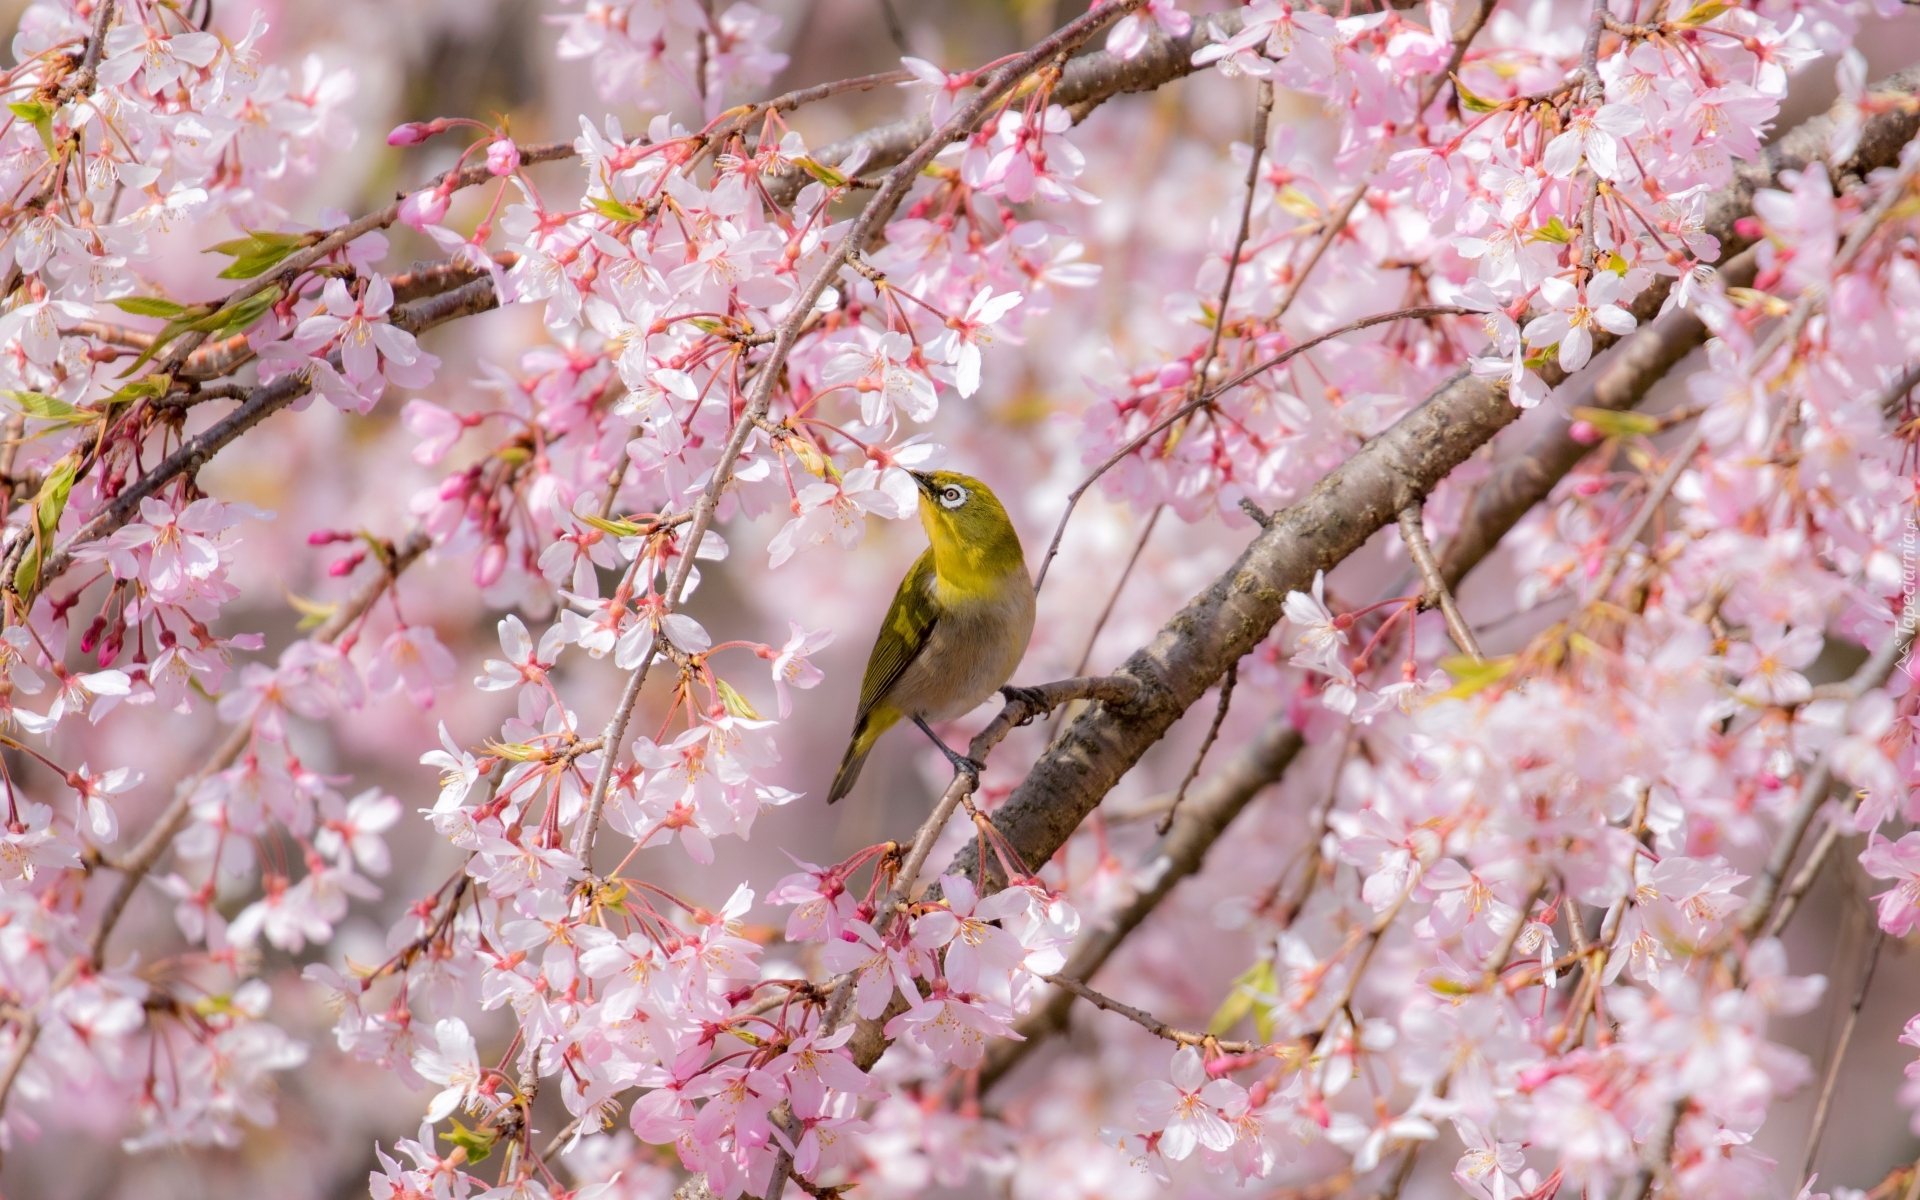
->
[[23, 281, 495, 596], [1191, 82, 1274, 393], [1041, 973, 1257, 1052], [1157, 661, 1238, 834], [1739, 592, 1918, 936], [1032, 304, 1474, 589], [1399, 502, 1482, 660], [1800, 925, 1885, 1186], [1763, 794, 1861, 940]]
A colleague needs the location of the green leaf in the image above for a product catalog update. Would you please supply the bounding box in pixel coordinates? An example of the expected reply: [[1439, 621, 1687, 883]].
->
[[1436, 654, 1518, 700], [1522, 345, 1556, 370], [796, 157, 851, 188], [1604, 251, 1630, 276], [586, 194, 646, 223], [1451, 75, 1500, 114], [7, 100, 54, 153], [1674, 0, 1727, 25], [109, 296, 191, 319], [206, 283, 282, 341], [117, 305, 217, 376], [1569, 406, 1660, 438], [207, 229, 308, 280], [715, 678, 759, 719], [577, 512, 646, 539], [2, 390, 84, 423], [13, 454, 78, 597], [1208, 959, 1277, 1040], [440, 1118, 496, 1164], [1528, 216, 1573, 245], [284, 589, 339, 631], [100, 375, 172, 409]]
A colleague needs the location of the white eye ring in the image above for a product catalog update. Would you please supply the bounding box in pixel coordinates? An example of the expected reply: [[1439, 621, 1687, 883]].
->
[[939, 485, 967, 509]]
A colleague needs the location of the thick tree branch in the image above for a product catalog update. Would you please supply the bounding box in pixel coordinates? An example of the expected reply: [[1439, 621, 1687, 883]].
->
[[1435, 245, 1760, 588], [765, 12, 1247, 206], [948, 64, 1920, 927]]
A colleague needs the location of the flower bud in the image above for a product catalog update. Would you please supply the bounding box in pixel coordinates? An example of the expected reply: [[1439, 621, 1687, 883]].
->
[[1569, 419, 1600, 444], [474, 540, 507, 587], [329, 549, 367, 577], [386, 122, 435, 147]]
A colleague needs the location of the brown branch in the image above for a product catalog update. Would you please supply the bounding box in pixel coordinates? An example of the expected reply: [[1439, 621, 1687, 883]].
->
[[1193, 82, 1274, 391], [763, 11, 1250, 207], [1435, 245, 1762, 588], [1041, 973, 1258, 1053], [1800, 925, 1885, 1186], [1399, 501, 1482, 660], [1032, 304, 1477, 590], [920, 61, 1920, 1090], [1737, 592, 1918, 937], [982, 712, 1304, 1088], [1762, 791, 1861, 940], [1156, 661, 1237, 834], [22, 278, 498, 597]]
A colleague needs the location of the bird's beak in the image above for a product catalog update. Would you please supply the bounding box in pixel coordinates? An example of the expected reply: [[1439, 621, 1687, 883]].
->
[[909, 471, 937, 495]]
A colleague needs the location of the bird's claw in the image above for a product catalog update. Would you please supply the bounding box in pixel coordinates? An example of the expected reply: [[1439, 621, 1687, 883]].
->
[[999, 685, 1050, 724], [937, 747, 983, 784]]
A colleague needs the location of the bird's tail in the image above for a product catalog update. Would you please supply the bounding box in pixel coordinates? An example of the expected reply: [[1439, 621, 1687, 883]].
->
[[827, 711, 895, 804]]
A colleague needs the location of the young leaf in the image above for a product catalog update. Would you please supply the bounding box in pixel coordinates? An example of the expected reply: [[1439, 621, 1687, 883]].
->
[[440, 1119, 497, 1165], [1528, 216, 1573, 245], [795, 157, 851, 188], [586, 195, 647, 223], [1674, 0, 1727, 25], [577, 513, 647, 539], [14, 454, 79, 596], [1436, 654, 1518, 700], [1452, 75, 1501, 114], [109, 296, 191, 319], [1569, 406, 1660, 438], [715, 678, 761, 720], [207, 230, 308, 280], [207, 283, 283, 341], [2, 390, 85, 423], [7, 100, 54, 153]]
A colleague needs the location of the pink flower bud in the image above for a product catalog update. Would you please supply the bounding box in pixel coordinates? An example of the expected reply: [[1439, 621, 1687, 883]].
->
[[307, 529, 354, 545], [329, 549, 367, 577], [1575, 476, 1606, 497], [1156, 360, 1193, 389], [1569, 419, 1601, 444], [487, 138, 521, 177], [386, 122, 434, 147], [474, 541, 507, 587]]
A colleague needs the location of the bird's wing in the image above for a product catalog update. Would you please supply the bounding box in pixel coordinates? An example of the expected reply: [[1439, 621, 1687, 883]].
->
[[856, 549, 940, 724]]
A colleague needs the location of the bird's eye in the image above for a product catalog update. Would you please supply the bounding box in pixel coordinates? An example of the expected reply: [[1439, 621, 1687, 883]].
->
[[939, 485, 967, 509]]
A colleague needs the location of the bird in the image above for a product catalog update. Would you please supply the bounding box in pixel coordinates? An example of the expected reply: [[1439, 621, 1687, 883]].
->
[[826, 469, 1038, 804]]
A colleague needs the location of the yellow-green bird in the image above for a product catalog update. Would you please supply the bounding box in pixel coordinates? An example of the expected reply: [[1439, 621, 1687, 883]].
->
[[826, 469, 1038, 804]]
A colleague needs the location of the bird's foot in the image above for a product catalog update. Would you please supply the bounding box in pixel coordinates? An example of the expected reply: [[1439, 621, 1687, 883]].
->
[[940, 745, 985, 784], [999, 684, 1051, 724]]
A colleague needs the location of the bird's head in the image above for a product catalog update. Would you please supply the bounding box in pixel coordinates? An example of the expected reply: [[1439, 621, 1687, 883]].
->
[[909, 470, 1026, 586]]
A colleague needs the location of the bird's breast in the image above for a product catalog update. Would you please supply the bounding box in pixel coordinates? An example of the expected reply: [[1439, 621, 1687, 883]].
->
[[893, 570, 1036, 723]]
